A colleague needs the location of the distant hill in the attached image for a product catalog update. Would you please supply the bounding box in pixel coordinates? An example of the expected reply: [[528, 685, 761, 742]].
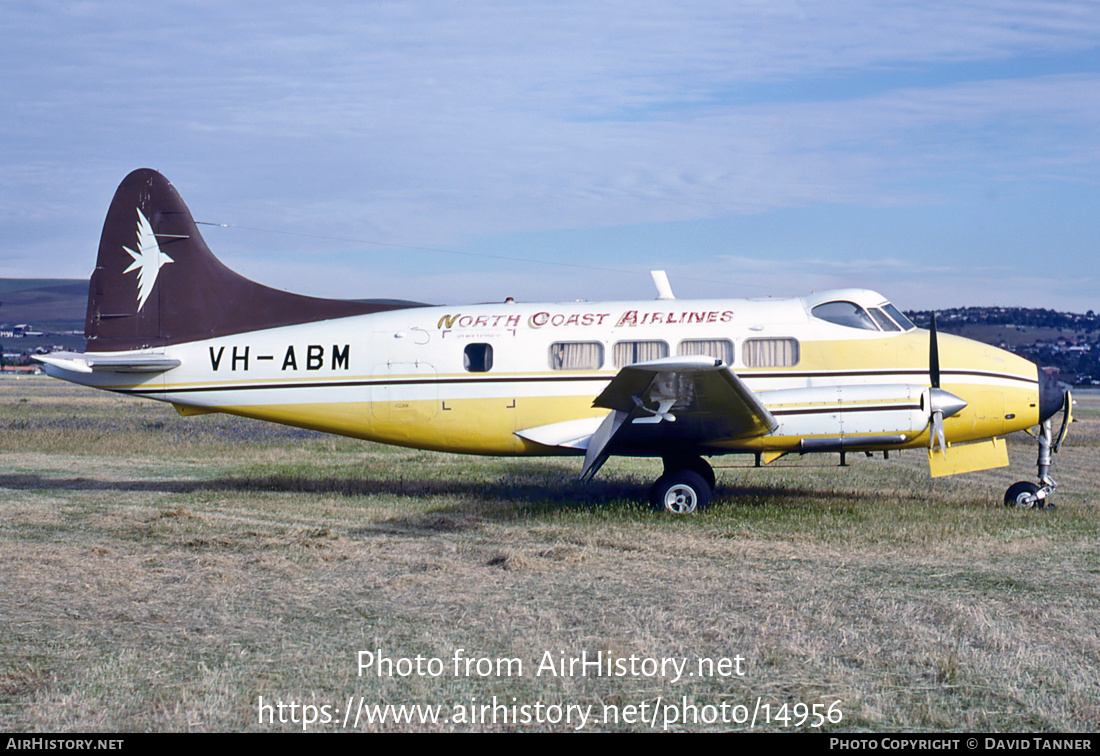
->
[[906, 308, 1100, 386], [0, 279, 87, 329]]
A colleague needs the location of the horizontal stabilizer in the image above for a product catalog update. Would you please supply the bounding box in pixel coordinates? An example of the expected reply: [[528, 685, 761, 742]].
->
[[34, 351, 180, 374]]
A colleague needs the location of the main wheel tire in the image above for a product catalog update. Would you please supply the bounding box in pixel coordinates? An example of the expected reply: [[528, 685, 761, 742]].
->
[[650, 470, 712, 514], [1004, 481, 1042, 509], [662, 455, 716, 491]]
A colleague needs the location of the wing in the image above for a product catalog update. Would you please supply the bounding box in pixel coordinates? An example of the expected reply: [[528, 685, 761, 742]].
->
[[517, 355, 777, 481]]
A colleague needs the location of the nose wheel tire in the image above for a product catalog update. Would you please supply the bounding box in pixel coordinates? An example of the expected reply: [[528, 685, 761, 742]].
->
[[1004, 481, 1046, 509], [650, 470, 712, 514]]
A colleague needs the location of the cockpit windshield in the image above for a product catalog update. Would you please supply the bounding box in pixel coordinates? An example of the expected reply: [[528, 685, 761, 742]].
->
[[811, 301, 878, 330], [812, 300, 916, 332]]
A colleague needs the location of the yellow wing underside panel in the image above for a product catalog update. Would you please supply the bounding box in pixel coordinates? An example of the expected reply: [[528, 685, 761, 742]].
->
[[927, 437, 1009, 477]]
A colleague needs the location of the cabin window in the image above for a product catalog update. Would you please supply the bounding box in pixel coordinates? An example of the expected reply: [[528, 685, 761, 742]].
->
[[678, 339, 734, 366], [549, 341, 604, 370], [811, 301, 878, 331], [614, 340, 669, 367], [743, 338, 799, 368], [463, 343, 493, 372], [868, 307, 902, 332]]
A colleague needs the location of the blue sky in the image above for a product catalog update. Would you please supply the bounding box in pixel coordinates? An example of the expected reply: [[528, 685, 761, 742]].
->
[[3, 1, 1100, 312]]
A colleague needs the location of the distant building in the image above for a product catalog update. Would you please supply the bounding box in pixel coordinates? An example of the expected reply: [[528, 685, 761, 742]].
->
[[0, 364, 43, 375]]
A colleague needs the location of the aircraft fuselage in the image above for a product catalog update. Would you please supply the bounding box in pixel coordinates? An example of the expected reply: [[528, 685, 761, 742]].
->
[[51, 293, 1045, 459]]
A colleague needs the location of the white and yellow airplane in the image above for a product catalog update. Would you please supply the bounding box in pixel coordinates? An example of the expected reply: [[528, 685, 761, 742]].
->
[[38, 169, 1072, 513]]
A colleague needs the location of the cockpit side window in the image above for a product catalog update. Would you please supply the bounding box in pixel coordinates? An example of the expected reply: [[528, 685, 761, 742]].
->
[[811, 301, 879, 331], [881, 303, 916, 331], [868, 307, 901, 332]]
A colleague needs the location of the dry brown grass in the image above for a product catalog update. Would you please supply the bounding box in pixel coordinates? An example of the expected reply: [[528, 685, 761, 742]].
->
[[1, 377, 1098, 732]]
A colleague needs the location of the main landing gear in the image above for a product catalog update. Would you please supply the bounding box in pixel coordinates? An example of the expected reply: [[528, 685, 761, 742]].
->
[[649, 456, 715, 514]]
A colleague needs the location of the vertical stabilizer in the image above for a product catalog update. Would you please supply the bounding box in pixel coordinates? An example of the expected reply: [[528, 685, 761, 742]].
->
[[86, 169, 412, 352]]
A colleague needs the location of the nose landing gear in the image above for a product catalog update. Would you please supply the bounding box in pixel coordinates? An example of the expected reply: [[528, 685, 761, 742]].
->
[[1004, 391, 1072, 510]]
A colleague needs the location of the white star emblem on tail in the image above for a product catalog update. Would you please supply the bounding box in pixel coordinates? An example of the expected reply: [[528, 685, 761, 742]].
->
[[123, 208, 173, 311]]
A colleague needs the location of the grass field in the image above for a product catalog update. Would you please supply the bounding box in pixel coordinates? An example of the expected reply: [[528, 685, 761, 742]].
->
[[1, 377, 1097, 732]]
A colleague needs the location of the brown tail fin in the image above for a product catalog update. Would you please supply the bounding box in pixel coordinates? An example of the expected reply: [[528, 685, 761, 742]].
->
[[86, 169, 412, 352]]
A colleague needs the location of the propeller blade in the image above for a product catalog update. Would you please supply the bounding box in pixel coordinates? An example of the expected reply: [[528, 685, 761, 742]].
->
[[924, 388, 965, 456], [930, 409, 947, 456], [925, 319, 963, 457], [929, 311, 940, 389]]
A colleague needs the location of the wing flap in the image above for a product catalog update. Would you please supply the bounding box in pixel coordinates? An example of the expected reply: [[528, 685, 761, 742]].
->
[[515, 417, 602, 450], [581, 409, 630, 482]]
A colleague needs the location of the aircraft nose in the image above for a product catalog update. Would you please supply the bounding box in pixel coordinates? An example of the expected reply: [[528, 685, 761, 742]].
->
[[1038, 367, 1065, 423]]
